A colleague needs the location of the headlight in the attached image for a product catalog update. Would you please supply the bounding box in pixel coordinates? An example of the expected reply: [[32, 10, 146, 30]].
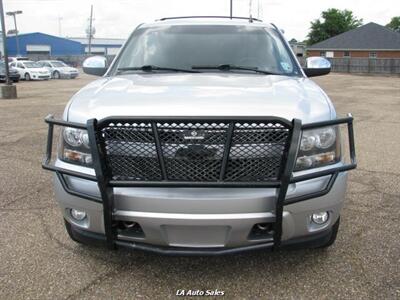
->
[[295, 126, 340, 171], [63, 127, 89, 147], [59, 127, 92, 166]]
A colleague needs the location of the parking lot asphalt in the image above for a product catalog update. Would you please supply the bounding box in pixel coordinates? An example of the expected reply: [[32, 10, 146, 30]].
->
[[0, 73, 399, 299]]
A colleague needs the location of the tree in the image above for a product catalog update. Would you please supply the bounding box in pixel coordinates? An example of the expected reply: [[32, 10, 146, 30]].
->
[[307, 9, 363, 45], [386, 17, 400, 32]]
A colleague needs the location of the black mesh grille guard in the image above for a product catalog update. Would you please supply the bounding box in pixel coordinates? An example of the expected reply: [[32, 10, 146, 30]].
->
[[98, 118, 291, 183]]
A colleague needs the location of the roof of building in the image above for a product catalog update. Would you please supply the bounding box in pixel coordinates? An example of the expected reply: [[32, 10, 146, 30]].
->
[[68, 37, 126, 46], [7, 32, 82, 45], [308, 22, 400, 50]]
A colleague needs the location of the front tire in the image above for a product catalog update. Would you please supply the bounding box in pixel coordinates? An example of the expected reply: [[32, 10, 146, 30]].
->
[[64, 219, 109, 248], [316, 217, 340, 248], [64, 220, 83, 244], [53, 71, 60, 79], [24, 73, 31, 81]]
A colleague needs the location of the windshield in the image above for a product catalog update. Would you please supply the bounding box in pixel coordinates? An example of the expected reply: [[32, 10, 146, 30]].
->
[[113, 25, 299, 76], [51, 61, 67, 67], [24, 62, 42, 68]]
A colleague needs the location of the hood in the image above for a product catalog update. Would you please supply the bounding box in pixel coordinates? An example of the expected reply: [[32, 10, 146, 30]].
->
[[66, 73, 334, 124], [59, 66, 77, 72], [29, 67, 49, 72]]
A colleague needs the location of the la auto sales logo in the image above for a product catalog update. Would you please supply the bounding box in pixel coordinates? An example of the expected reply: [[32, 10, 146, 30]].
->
[[176, 289, 225, 296]]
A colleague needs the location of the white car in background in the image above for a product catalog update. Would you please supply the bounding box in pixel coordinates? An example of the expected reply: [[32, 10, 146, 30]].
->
[[9, 60, 51, 81], [38, 60, 79, 79], [8, 56, 30, 63]]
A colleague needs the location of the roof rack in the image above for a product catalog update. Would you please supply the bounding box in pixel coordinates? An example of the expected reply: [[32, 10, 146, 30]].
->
[[157, 16, 263, 22]]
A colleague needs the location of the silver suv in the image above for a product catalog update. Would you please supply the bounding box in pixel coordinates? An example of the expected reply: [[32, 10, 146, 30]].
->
[[43, 17, 356, 255]]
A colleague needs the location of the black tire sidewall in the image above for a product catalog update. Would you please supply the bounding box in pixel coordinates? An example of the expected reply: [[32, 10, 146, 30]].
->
[[317, 217, 340, 248], [25, 73, 31, 81]]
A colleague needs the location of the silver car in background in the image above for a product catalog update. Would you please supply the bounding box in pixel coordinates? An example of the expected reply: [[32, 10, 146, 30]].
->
[[43, 17, 356, 255], [38, 60, 79, 79]]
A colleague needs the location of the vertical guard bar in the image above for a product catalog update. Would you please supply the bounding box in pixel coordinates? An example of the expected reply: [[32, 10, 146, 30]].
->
[[151, 122, 168, 180], [45, 121, 54, 164], [347, 114, 357, 165], [87, 119, 116, 249], [273, 119, 302, 249], [219, 122, 235, 180]]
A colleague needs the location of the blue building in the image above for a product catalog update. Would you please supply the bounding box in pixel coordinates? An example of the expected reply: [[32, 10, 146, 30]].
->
[[5, 32, 125, 57], [7, 32, 83, 56]]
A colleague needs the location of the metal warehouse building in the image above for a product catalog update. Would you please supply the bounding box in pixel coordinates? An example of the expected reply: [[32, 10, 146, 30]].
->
[[7, 32, 83, 56], [6, 32, 125, 56], [69, 37, 125, 55]]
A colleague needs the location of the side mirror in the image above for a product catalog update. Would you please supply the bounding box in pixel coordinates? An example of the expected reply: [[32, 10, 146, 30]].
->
[[83, 56, 108, 76], [303, 57, 331, 77]]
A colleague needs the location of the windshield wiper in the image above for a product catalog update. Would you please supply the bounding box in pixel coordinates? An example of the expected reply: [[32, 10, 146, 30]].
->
[[191, 64, 282, 75], [117, 65, 201, 74]]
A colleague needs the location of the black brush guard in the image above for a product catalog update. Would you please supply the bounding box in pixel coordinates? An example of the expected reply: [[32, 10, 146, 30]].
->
[[43, 115, 356, 251]]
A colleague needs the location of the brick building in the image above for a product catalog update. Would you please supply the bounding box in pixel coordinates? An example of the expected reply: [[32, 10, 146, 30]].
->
[[307, 22, 400, 59]]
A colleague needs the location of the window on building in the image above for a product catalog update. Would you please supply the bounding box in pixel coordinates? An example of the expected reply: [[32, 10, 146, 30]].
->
[[320, 51, 326, 57], [26, 44, 51, 55], [106, 47, 121, 55], [343, 51, 351, 57], [369, 52, 377, 58], [326, 51, 334, 58], [85, 46, 105, 55]]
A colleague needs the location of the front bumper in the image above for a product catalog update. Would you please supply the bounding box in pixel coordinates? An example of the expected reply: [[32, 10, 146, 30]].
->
[[65, 218, 340, 255], [31, 74, 51, 80], [60, 72, 78, 79], [56, 169, 347, 249], [0, 74, 20, 81], [43, 115, 356, 253]]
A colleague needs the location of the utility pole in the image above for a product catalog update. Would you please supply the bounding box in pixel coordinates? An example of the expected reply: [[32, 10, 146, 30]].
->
[[88, 5, 93, 55], [6, 10, 22, 56], [0, 0, 17, 99], [58, 16, 63, 36], [230, 0, 233, 18], [249, 0, 252, 18], [0, 0, 10, 85]]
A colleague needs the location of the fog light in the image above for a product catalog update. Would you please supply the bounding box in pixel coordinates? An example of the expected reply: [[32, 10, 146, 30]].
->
[[70, 208, 87, 221], [312, 211, 329, 225]]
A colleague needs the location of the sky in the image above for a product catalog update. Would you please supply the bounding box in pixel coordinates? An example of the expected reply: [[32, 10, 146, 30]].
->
[[2, 0, 399, 41]]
